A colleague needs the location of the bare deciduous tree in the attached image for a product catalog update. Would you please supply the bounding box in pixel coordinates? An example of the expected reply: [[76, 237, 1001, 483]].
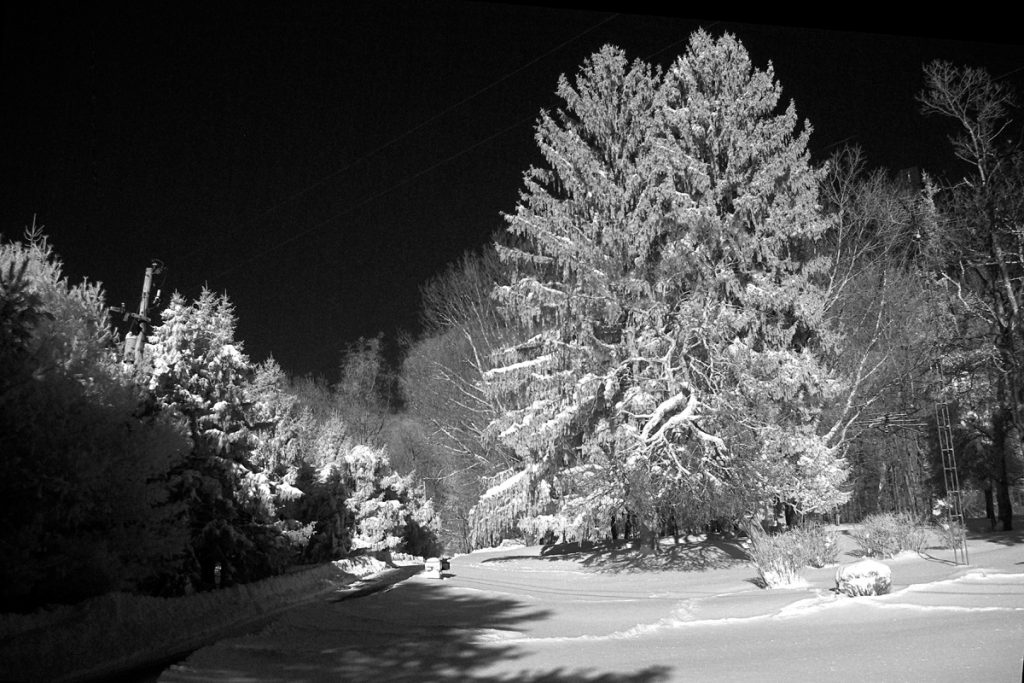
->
[[920, 60, 1024, 530]]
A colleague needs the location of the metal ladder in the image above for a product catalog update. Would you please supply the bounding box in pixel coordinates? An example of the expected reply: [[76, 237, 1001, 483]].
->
[[934, 401, 969, 565]]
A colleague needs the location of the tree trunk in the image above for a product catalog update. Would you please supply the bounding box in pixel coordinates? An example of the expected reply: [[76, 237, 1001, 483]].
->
[[328, 493, 348, 556], [993, 408, 1014, 531], [984, 484, 996, 530], [632, 519, 658, 553], [996, 474, 1013, 531], [784, 500, 799, 528], [874, 462, 887, 514]]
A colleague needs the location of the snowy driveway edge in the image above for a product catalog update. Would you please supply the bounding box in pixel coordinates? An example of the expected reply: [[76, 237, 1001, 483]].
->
[[0, 560, 423, 682]]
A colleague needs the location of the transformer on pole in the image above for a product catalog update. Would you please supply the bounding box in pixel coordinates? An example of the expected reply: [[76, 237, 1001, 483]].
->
[[110, 259, 164, 368]]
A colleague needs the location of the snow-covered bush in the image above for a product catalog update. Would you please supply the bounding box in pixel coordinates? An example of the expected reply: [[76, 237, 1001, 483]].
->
[[835, 558, 892, 596], [935, 518, 967, 550], [745, 523, 808, 588], [799, 522, 841, 568], [849, 512, 927, 558], [277, 520, 317, 556], [931, 499, 968, 550], [745, 522, 840, 588]]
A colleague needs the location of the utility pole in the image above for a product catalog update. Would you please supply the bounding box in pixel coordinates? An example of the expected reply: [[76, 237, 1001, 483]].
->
[[110, 259, 165, 368]]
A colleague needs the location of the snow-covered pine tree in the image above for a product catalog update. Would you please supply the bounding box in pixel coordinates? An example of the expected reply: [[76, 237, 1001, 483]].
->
[[146, 289, 288, 587], [343, 444, 438, 553], [472, 33, 848, 549], [248, 358, 310, 500], [246, 358, 319, 556]]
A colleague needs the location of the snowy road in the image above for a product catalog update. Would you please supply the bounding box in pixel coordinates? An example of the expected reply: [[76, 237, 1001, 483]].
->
[[159, 538, 1024, 682]]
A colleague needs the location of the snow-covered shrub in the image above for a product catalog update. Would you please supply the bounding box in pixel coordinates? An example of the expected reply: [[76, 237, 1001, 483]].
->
[[799, 522, 840, 568], [277, 520, 317, 556], [849, 512, 927, 558], [835, 558, 892, 596], [745, 522, 840, 588], [935, 518, 967, 550], [744, 523, 808, 588], [931, 499, 968, 550]]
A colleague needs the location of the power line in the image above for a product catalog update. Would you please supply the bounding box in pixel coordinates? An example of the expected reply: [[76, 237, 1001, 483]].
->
[[203, 24, 741, 285], [995, 64, 1024, 81], [643, 20, 720, 63], [181, 12, 620, 265], [209, 113, 535, 281], [195, 22, 727, 286], [256, 12, 621, 216]]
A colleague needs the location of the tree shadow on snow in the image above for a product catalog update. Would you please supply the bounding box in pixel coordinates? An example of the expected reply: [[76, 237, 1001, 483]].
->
[[912, 548, 962, 566], [160, 578, 672, 682], [964, 516, 1024, 547], [483, 536, 749, 574]]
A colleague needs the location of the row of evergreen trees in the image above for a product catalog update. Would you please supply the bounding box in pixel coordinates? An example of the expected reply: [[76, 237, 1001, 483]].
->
[[0, 230, 438, 613]]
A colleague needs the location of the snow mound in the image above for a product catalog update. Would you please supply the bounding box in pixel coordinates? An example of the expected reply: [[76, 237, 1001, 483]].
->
[[835, 559, 892, 597], [332, 555, 390, 577]]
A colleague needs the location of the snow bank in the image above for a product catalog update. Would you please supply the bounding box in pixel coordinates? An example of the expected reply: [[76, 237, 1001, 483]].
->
[[332, 555, 391, 575], [467, 540, 528, 555], [0, 560, 381, 682]]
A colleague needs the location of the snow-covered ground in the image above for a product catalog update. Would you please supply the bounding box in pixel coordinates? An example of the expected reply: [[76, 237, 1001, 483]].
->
[[158, 528, 1024, 682]]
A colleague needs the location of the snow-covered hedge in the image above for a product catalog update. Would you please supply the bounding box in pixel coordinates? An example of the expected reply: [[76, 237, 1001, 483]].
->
[[0, 561, 369, 682]]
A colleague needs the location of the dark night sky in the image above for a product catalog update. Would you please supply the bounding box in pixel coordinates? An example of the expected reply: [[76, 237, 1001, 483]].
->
[[3, 3, 1023, 380]]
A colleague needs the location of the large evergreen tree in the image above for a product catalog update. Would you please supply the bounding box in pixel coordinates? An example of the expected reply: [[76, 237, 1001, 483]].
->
[[472, 33, 848, 547]]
